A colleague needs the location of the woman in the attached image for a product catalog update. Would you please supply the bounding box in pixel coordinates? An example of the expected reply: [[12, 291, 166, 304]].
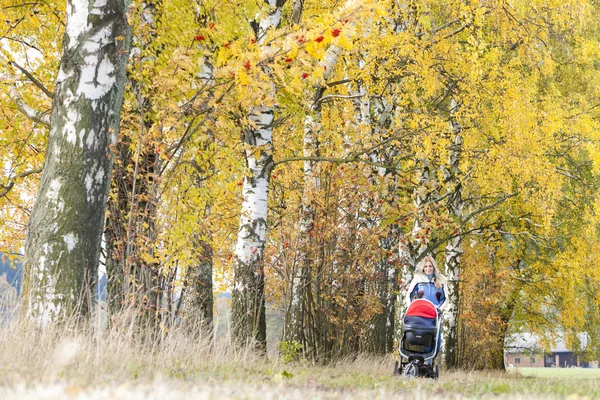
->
[[405, 255, 447, 360], [406, 255, 447, 311]]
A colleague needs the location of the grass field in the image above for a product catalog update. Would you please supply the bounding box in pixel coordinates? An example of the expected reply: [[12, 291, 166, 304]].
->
[[1, 317, 599, 399], [2, 354, 600, 399], [509, 366, 600, 379]]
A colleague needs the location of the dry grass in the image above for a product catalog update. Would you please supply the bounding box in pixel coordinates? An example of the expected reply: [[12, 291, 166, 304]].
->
[[1, 310, 599, 399]]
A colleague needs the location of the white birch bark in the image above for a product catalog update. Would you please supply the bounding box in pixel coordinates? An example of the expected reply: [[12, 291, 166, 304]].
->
[[396, 229, 413, 340], [441, 98, 463, 369], [232, 0, 284, 349], [23, 0, 131, 324], [396, 160, 436, 339]]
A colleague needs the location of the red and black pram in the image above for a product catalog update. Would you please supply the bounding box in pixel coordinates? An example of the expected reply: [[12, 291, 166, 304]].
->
[[394, 299, 441, 378]]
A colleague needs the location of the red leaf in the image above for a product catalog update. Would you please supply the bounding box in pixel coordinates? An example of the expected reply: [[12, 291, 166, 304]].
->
[[285, 57, 294, 63], [244, 60, 251, 70], [331, 28, 341, 37], [301, 72, 310, 79], [315, 35, 324, 43], [195, 35, 205, 41]]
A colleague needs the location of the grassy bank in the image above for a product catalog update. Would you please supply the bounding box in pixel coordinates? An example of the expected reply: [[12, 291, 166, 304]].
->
[[0, 316, 599, 399]]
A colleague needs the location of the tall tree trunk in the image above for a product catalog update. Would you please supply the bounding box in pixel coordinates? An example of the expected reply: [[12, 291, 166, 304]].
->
[[231, 106, 273, 348], [192, 227, 213, 327], [352, 80, 400, 354], [232, 0, 284, 350], [284, 43, 341, 357], [103, 0, 163, 323], [365, 225, 400, 353], [441, 98, 463, 369], [23, 0, 131, 323], [188, 52, 216, 330]]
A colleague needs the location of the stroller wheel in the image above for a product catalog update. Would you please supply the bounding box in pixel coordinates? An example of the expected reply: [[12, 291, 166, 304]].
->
[[403, 360, 420, 378]]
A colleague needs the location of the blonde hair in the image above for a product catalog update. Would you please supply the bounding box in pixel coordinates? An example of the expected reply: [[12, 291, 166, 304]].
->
[[416, 255, 445, 289]]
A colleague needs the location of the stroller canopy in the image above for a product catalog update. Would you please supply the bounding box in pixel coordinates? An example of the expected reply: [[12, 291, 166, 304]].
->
[[405, 299, 438, 319]]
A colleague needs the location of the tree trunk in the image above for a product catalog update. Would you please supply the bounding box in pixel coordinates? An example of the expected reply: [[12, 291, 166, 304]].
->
[[231, 0, 284, 350], [396, 230, 414, 333], [192, 229, 213, 328], [284, 43, 341, 356], [364, 226, 400, 354], [188, 61, 216, 331], [442, 235, 461, 368], [103, 0, 163, 323], [23, 0, 131, 323], [283, 111, 318, 351], [441, 99, 463, 369]]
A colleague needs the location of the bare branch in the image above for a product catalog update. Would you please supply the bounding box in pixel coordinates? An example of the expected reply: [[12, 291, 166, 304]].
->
[[274, 155, 402, 172], [274, 128, 418, 169], [462, 192, 518, 225], [326, 78, 353, 87], [0, 168, 43, 198], [8, 84, 51, 127], [314, 93, 364, 107], [9, 61, 53, 99], [416, 17, 461, 38]]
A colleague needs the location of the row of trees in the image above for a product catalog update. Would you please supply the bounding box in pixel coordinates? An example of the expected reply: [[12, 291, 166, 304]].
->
[[2, 0, 600, 368]]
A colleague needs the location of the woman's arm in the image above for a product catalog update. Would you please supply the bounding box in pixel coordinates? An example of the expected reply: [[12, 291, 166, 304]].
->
[[437, 286, 448, 312], [405, 276, 419, 305]]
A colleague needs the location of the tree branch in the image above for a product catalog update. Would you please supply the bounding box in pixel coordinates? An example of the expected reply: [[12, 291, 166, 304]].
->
[[8, 84, 51, 127], [0, 168, 43, 198], [462, 192, 518, 225], [274, 129, 418, 169], [314, 93, 364, 107], [274, 155, 403, 172], [326, 78, 353, 87], [9, 61, 53, 99], [419, 218, 507, 262]]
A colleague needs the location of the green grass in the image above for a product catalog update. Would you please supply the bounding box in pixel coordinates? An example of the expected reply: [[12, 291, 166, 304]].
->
[[508, 366, 600, 378]]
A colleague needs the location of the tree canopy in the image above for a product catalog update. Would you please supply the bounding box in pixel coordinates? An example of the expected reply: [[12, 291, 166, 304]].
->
[[2, 0, 600, 367]]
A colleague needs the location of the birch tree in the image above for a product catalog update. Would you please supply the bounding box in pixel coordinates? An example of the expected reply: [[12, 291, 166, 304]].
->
[[441, 98, 462, 369], [231, 0, 285, 349], [22, 0, 131, 322], [283, 11, 343, 355]]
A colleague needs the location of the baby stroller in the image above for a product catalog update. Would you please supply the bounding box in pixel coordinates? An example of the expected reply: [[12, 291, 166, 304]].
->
[[394, 299, 441, 378]]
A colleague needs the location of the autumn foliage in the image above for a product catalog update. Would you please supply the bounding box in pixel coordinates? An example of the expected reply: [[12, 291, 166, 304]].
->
[[2, 0, 600, 367]]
